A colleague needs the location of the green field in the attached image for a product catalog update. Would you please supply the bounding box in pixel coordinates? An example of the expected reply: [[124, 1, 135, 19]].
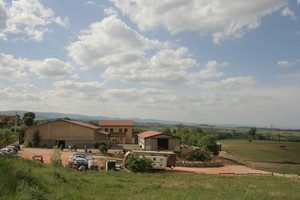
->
[[221, 140, 300, 174], [1, 156, 300, 200]]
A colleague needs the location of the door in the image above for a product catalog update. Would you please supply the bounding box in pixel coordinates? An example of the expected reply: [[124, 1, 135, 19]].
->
[[157, 138, 169, 150]]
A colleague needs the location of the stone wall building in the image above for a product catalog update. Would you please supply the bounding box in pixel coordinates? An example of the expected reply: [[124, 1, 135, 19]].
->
[[138, 131, 181, 152], [25, 119, 108, 148]]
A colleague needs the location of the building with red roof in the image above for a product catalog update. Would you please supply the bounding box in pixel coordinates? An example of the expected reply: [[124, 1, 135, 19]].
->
[[138, 131, 180, 152], [0, 114, 21, 125], [99, 120, 134, 144], [25, 119, 108, 148]]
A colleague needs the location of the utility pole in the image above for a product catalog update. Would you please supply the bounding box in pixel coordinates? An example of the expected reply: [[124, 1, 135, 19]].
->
[[15, 111, 17, 134]]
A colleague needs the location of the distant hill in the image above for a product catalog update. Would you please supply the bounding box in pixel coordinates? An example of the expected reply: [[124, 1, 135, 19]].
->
[[1, 110, 298, 130], [0, 110, 194, 125]]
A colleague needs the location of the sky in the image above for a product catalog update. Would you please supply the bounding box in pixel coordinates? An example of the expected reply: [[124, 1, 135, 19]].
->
[[0, 0, 300, 128]]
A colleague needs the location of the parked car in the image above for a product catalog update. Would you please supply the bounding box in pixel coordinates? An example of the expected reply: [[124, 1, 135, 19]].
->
[[11, 144, 21, 151], [7, 145, 19, 153], [1, 148, 15, 154], [67, 152, 98, 170]]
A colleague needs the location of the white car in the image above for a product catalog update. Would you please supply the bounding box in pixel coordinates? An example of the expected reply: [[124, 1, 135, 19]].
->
[[1, 148, 15, 154]]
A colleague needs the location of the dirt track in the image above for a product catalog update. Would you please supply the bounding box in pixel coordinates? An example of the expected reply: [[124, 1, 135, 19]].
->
[[18, 147, 270, 175]]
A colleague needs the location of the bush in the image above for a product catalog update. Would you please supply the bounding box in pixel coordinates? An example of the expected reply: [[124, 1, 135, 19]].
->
[[99, 143, 108, 155], [184, 149, 211, 162], [24, 139, 32, 148], [198, 135, 220, 156], [93, 143, 100, 149], [126, 156, 153, 172], [50, 146, 62, 167]]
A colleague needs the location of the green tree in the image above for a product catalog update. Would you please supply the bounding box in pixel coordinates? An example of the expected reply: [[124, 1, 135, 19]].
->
[[162, 128, 171, 135], [198, 135, 219, 156], [24, 116, 34, 126], [23, 112, 35, 126], [0, 117, 11, 128], [249, 127, 257, 139], [24, 112, 35, 119], [0, 129, 17, 147]]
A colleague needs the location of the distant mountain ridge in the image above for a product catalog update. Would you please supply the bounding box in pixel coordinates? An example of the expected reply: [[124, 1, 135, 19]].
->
[[0, 110, 194, 125], [1, 110, 297, 130]]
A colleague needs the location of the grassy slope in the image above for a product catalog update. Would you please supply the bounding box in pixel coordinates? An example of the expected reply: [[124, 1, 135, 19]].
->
[[1, 156, 300, 200], [221, 140, 300, 174]]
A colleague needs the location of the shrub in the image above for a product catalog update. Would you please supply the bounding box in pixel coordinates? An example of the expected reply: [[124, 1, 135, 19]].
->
[[184, 149, 211, 161], [93, 143, 100, 149], [198, 135, 220, 156], [126, 156, 153, 172], [99, 143, 108, 155], [50, 146, 62, 167], [24, 139, 32, 148]]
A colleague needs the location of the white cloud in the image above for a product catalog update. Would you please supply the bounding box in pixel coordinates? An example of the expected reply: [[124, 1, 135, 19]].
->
[[298, 0, 300, 5], [101, 47, 197, 86], [110, 0, 286, 44], [0, 0, 7, 34], [67, 15, 163, 68], [0, 87, 39, 101], [28, 58, 75, 78], [202, 76, 256, 90], [281, 7, 296, 20], [0, 0, 68, 41], [0, 53, 75, 80], [277, 59, 298, 68], [0, 53, 28, 80], [197, 61, 227, 79], [68, 15, 201, 86], [41, 80, 105, 101]]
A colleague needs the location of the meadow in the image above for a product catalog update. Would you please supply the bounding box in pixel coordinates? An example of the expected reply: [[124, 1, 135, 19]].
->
[[1, 156, 299, 200], [221, 140, 300, 174]]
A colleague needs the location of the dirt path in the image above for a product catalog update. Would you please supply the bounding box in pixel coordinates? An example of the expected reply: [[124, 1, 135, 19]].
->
[[18, 147, 73, 166], [19, 147, 271, 175], [167, 165, 270, 175]]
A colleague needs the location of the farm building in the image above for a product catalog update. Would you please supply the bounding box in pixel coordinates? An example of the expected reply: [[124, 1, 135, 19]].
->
[[25, 119, 109, 148], [99, 120, 133, 144], [138, 131, 181, 152], [0, 114, 21, 125]]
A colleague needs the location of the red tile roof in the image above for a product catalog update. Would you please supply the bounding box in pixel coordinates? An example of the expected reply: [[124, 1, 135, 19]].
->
[[138, 131, 162, 139], [99, 120, 134, 127], [0, 114, 19, 117]]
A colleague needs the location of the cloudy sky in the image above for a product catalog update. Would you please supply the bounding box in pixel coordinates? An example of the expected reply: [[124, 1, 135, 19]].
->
[[0, 0, 299, 128]]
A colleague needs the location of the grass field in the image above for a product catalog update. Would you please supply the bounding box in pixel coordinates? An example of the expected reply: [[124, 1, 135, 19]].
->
[[1, 156, 300, 200], [221, 140, 300, 174]]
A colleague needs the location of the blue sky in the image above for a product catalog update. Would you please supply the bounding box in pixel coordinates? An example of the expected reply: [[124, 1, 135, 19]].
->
[[0, 0, 299, 128]]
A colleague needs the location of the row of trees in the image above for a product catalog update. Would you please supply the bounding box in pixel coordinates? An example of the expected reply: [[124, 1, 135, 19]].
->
[[162, 127, 220, 160]]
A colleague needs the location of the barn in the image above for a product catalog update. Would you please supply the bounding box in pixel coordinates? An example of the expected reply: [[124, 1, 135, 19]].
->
[[25, 119, 109, 148], [138, 131, 181, 152]]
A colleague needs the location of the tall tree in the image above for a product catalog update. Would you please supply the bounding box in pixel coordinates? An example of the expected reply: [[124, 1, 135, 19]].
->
[[23, 112, 35, 126], [23, 112, 35, 119], [249, 127, 257, 139]]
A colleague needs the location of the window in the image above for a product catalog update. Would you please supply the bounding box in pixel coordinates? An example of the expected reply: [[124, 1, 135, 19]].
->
[[105, 128, 108, 132], [110, 128, 113, 132], [124, 128, 128, 132], [119, 128, 123, 132]]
